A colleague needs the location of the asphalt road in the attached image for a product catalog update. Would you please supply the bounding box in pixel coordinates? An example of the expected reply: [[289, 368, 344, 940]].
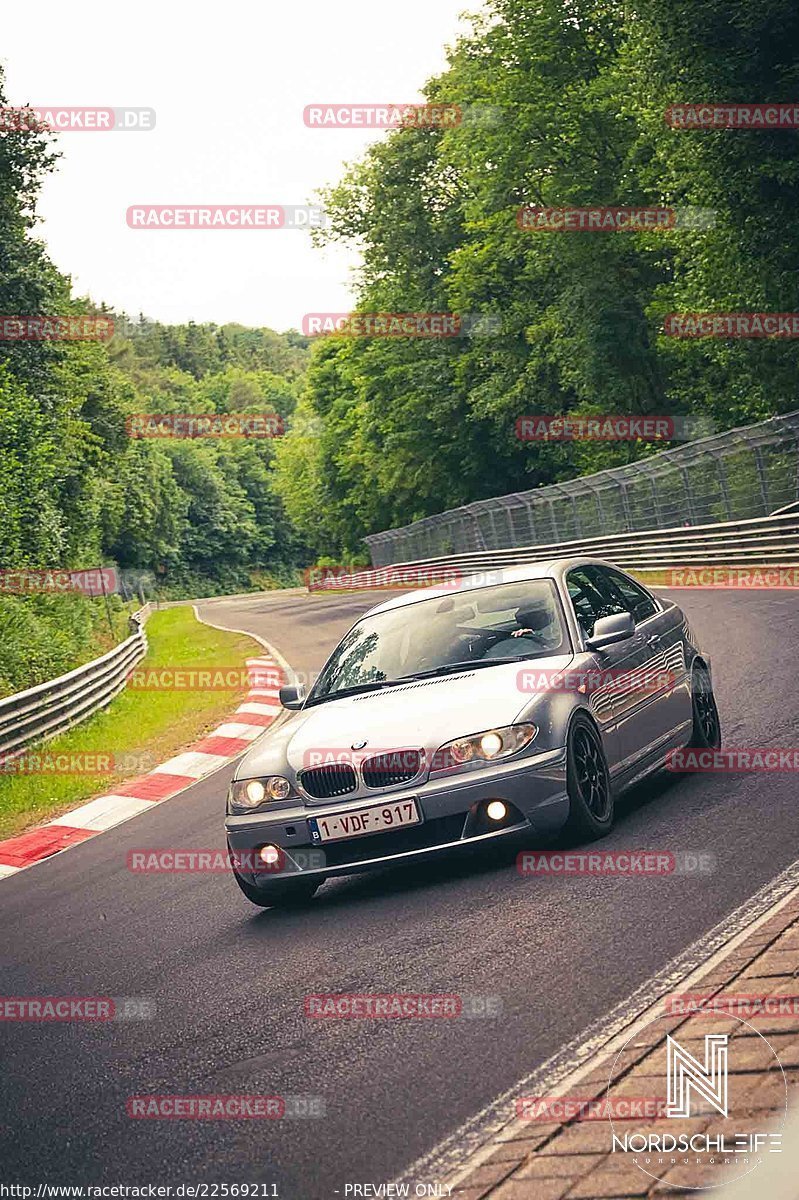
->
[[1, 587, 797, 1197]]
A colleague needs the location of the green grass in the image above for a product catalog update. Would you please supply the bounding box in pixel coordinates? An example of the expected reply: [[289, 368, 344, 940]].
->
[[0, 606, 259, 840]]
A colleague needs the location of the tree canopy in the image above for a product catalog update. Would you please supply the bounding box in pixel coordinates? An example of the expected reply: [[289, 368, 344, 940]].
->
[[274, 0, 799, 555]]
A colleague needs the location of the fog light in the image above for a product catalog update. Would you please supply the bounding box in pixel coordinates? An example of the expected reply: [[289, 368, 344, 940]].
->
[[486, 800, 507, 822], [259, 844, 282, 866]]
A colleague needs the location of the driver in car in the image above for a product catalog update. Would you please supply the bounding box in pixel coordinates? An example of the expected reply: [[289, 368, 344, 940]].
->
[[484, 604, 556, 658]]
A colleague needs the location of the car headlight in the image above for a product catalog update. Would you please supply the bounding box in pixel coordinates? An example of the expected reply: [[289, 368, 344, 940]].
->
[[229, 776, 292, 811], [432, 724, 537, 773]]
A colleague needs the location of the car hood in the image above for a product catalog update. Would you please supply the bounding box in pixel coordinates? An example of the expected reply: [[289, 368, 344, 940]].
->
[[237, 654, 575, 779]]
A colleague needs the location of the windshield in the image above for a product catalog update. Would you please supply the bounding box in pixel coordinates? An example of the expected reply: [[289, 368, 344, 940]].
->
[[306, 578, 571, 704]]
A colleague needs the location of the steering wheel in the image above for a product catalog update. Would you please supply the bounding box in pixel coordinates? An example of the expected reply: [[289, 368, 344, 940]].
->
[[510, 627, 546, 646]]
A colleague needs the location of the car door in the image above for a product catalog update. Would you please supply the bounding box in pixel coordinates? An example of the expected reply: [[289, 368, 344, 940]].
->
[[565, 566, 642, 776], [588, 564, 683, 771], [602, 566, 693, 745], [566, 566, 661, 778]]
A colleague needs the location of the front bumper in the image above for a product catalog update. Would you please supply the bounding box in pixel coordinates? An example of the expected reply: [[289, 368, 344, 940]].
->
[[225, 746, 569, 883]]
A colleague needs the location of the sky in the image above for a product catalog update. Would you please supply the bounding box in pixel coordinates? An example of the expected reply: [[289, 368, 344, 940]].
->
[[1, 0, 481, 332]]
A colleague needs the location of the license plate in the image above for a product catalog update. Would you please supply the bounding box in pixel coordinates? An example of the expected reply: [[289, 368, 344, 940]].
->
[[307, 799, 421, 844]]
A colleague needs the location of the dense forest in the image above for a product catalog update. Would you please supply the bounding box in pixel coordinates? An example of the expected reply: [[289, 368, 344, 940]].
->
[[274, 0, 799, 554], [0, 304, 310, 593], [0, 307, 311, 687], [2, 0, 799, 602]]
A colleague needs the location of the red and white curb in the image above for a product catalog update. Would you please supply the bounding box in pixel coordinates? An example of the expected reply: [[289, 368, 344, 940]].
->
[[0, 646, 283, 880]]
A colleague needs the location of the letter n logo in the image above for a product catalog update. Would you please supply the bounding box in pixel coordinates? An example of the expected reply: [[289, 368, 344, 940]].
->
[[666, 1034, 728, 1118]]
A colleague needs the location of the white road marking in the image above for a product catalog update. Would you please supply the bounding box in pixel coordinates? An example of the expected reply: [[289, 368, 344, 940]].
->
[[49, 794, 157, 831], [211, 722, 265, 741], [151, 751, 229, 778]]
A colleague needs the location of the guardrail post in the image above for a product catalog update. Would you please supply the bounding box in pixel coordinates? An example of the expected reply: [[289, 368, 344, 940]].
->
[[469, 511, 486, 553], [648, 475, 662, 527], [714, 451, 734, 520], [752, 445, 770, 515], [679, 465, 697, 524], [99, 567, 115, 638], [521, 495, 537, 545]]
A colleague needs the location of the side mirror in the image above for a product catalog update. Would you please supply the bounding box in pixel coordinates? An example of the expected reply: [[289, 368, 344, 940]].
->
[[279, 683, 306, 710], [585, 612, 635, 651]]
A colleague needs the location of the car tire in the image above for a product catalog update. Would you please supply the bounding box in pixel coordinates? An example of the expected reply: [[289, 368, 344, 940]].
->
[[687, 661, 721, 749], [232, 870, 321, 909], [562, 712, 614, 842]]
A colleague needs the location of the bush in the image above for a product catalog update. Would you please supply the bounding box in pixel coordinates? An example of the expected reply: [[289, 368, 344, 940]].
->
[[0, 593, 130, 698]]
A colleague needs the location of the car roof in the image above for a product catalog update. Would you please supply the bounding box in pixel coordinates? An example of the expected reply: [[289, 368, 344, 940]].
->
[[362, 556, 625, 618]]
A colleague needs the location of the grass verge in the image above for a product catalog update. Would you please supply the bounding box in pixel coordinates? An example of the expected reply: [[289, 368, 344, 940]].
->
[[0, 606, 258, 840]]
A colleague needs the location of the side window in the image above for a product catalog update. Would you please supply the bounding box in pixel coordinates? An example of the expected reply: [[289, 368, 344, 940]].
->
[[603, 568, 658, 624], [566, 568, 625, 638]]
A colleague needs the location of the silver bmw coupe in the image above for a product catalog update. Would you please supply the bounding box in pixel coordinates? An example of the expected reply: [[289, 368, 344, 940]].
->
[[226, 558, 720, 907]]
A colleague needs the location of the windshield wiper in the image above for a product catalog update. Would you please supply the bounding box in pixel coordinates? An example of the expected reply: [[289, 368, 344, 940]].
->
[[305, 678, 396, 706], [308, 656, 532, 704], [395, 657, 529, 682]]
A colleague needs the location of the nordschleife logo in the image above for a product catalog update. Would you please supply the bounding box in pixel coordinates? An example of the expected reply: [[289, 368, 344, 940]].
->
[[607, 1010, 786, 1189], [666, 1033, 728, 1119]]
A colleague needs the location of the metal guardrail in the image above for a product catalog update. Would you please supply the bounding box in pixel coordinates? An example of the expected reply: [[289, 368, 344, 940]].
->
[[365, 410, 799, 565], [316, 511, 799, 591], [0, 604, 151, 763]]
